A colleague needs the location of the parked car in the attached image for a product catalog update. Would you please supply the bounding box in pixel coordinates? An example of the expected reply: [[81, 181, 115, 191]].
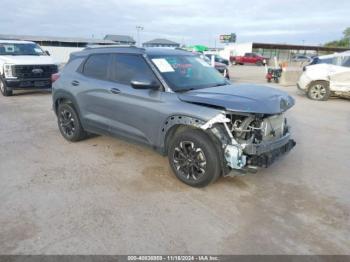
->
[[297, 52, 350, 101], [199, 54, 230, 79], [0, 40, 58, 96], [205, 54, 229, 65], [303, 54, 336, 71], [230, 52, 268, 66], [52, 46, 296, 187], [291, 54, 312, 63]]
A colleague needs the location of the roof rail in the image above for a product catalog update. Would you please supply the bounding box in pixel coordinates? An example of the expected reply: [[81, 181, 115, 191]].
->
[[84, 44, 142, 50]]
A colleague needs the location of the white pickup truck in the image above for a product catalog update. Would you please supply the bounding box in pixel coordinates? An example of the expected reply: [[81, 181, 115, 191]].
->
[[297, 52, 350, 101], [0, 40, 58, 96]]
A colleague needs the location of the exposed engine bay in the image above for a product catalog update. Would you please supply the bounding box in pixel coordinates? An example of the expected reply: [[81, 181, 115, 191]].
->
[[227, 113, 287, 143], [201, 112, 296, 174]]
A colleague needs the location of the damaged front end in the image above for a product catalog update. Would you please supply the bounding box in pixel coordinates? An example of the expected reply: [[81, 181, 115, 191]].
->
[[201, 112, 296, 175]]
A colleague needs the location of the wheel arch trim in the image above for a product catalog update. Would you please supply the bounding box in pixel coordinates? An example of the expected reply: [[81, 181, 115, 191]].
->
[[53, 91, 82, 119], [160, 115, 206, 153]]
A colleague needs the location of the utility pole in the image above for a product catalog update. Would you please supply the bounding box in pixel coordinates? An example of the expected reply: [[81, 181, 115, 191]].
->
[[136, 26, 144, 47]]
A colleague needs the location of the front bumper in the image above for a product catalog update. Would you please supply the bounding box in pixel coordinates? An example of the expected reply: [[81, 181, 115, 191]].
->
[[297, 73, 311, 92], [244, 133, 292, 155], [5, 78, 52, 90], [247, 139, 296, 168], [243, 133, 296, 168]]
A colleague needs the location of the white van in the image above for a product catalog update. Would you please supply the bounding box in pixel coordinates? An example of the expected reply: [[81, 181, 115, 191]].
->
[[297, 51, 350, 101]]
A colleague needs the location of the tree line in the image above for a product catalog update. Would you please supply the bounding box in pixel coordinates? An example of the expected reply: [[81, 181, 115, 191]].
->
[[324, 27, 350, 48]]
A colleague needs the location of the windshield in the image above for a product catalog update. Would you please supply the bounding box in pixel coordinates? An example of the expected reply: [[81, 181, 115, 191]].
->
[[0, 43, 46, 56], [149, 55, 228, 92]]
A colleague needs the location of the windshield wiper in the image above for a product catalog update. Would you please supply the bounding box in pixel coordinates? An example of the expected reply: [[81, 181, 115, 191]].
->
[[176, 88, 196, 93], [212, 82, 228, 87]]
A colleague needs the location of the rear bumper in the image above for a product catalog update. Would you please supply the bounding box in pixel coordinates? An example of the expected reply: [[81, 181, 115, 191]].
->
[[5, 78, 52, 89]]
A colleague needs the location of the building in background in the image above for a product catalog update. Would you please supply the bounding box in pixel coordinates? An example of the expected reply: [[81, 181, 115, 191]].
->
[[103, 35, 136, 45], [219, 42, 350, 62], [142, 38, 180, 48], [0, 34, 114, 63]]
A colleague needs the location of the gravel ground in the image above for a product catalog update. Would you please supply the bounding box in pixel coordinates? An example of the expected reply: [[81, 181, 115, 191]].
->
[[0, 66, 349, 254]]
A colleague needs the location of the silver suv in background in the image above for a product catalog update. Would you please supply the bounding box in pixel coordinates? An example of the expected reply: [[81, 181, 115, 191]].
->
[[298, 51, 350, 100], [52, 46, 295, 187]]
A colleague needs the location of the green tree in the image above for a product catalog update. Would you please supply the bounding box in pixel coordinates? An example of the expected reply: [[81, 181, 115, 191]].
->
[[324, 27, 350, 48], [343, 27, 350, 39]]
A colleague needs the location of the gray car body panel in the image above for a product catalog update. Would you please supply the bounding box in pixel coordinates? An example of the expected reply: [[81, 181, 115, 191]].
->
[[52, 47, 294, 154], [178, 84, 295, 114]]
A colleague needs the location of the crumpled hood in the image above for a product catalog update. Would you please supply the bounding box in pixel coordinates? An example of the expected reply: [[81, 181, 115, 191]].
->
[[0, 55, 57, 65], [178, 84, 295, 114]]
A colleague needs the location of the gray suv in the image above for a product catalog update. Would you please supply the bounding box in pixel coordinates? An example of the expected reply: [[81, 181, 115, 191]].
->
[[52, 46, 295, 187]]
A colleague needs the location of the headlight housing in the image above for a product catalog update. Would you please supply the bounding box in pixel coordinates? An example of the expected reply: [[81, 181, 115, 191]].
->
[[3, 64, 16, 78]]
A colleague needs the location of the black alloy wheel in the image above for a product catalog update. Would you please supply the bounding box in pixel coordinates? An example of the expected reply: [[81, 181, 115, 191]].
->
[[168, 129, 221, 187], [173, 141, 207, 181], [57, 102, 87, 141]]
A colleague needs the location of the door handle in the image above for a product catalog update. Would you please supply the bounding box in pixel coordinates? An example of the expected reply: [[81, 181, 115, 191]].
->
[[71, 80, 80, 86], [110, 88, 121, 94]]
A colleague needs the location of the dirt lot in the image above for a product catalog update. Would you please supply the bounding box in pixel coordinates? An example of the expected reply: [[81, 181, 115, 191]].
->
[[0, 66, 349, 255]]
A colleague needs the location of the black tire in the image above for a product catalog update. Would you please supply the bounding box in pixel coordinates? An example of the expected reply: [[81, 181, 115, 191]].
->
[[256, 61, 263, 66], [57, 102, 87, 142], [307, 81, 330, 101], [168, 128, 221, 187], [0, 78, 13, 96]]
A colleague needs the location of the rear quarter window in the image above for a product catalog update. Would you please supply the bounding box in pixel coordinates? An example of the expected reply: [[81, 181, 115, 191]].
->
[[83, 54, 110, 80]]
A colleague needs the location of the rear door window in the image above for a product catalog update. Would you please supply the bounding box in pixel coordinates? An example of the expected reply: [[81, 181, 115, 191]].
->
[[83, 54, 110, 80]]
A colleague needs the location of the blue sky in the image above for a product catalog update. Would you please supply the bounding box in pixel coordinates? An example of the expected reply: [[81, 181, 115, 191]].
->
[[0, 0, 349, 46]]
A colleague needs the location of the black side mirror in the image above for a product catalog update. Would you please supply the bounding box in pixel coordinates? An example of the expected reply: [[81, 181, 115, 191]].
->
[[45, 50, 50, 56], [130, 78, 160, 90]]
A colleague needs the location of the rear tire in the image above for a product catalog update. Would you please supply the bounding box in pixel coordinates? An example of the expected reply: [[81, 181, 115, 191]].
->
[[256, 61, 263, 66], [0, 78, 13, 96], [57, 102, 87, 142], [168, 128, 221, 187], [307, 81, 330, 101]]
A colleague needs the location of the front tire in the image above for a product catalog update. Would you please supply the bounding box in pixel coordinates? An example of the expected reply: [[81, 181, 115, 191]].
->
[[168, 129, 221, 187], [0, 78, 13, 96], [307, 81, 330, 101], [57, 102, 87, 142]]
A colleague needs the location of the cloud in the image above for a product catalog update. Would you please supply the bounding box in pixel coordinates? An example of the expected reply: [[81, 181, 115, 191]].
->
[[0, 0, 348, 46]]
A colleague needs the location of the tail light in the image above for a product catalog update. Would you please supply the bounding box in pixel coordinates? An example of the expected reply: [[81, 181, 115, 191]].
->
[[51, 73, 60, 83]]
